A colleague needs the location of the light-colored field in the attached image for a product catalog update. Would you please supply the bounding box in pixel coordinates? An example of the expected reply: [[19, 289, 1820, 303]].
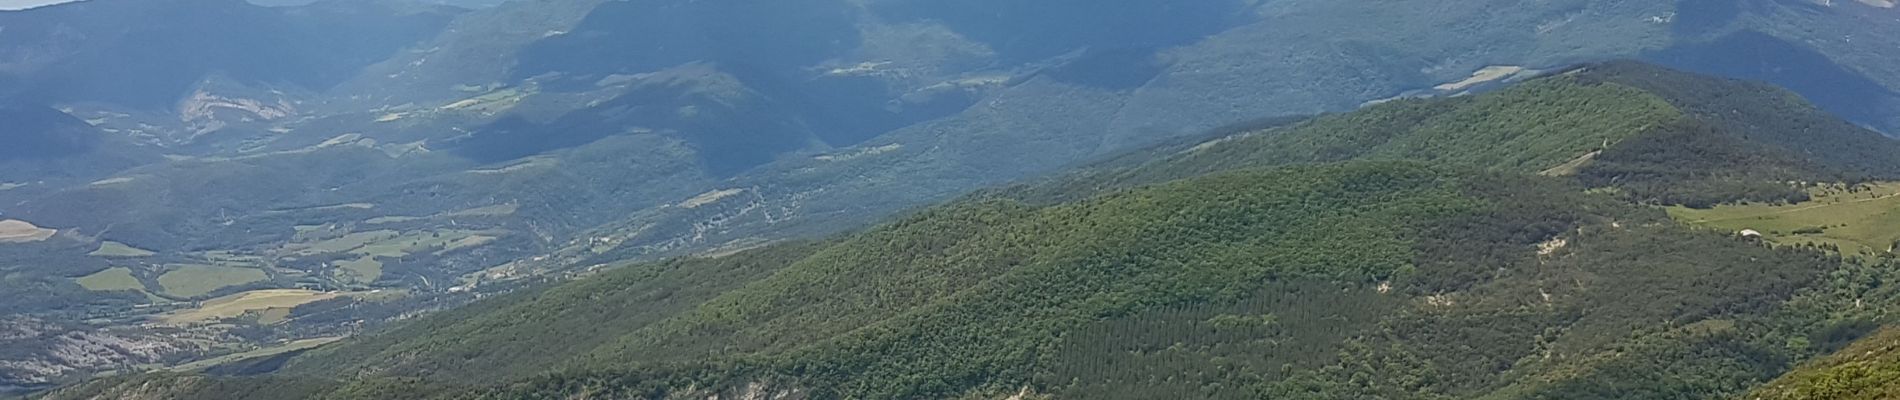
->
[[367, 203, 519, 225], [355, 230, 490, 258], [76, 267, 144, 292], [445, 203, 519, 217], [437, 87, 527, 114], [362, 216, 422, 224], [89, 177, 136, 186], [161, 289, 340, 324], [0, 219, 56, 243], [468, 157, 558, 175], [1436, 65, 1527, 92], [287, 228, 496, 261], [200, 250, 267, 265], [437, 235, 497, 255], [373, 88, 528, 124], [680, 189, 746, 208], [157, 265, 268, 298], [1539, 150, 1601, 177], [335, 256, 384, 283], [169, 337, 342, 372], [814, 143, 904, 162], [287, 230, 400, 256], [89, 241, 156, 257], [276, 203, 375, 213], [1669, 182, 1900, 257], [315, 134, 364, 148], [256, 308, 293, 325]]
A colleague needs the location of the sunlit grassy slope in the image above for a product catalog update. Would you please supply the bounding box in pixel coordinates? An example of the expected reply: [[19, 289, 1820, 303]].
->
[[1669, 182, 1900, 257]]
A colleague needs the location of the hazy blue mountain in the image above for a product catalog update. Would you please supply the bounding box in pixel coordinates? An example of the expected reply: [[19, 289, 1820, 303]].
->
[[0, 0, 459, 109], [250, 0, 508, 8], [0, 101, 158, 185], [498, 0, 1900, 273], [0, 103, 101, 161]]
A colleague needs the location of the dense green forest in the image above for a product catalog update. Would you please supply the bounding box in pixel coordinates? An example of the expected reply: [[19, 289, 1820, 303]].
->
[[38, 62, 1900, 400]]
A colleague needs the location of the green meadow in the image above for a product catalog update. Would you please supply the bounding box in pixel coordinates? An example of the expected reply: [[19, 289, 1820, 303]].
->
[[157, 265, 268, 298], [1669, 182, 1900, 257]]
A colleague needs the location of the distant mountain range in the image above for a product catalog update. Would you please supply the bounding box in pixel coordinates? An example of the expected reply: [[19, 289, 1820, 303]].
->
[[2, 0, 1899, 395]]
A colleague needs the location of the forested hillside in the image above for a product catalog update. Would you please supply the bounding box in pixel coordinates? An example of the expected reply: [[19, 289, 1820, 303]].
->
[[9, 0, 1900, 394], [39, 62, 1900, 400], [1748, 327, 1900, 400]]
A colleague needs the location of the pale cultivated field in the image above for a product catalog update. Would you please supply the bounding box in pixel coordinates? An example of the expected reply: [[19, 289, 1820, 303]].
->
[[161, 289, 342, 325], [0, 219, 56, 243]]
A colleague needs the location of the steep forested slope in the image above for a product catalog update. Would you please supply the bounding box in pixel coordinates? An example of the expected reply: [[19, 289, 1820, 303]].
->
[[11, 0, 1900, 394], [41, 63, 1900, 400]]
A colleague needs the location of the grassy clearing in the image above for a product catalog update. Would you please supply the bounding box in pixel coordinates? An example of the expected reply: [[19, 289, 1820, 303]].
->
[[201, 251, 267, 266], [1539, 150, 1600, 177], [266, 203, 374, 216], [161, 289, 341, 325], [436, 235, 496, 255], [437, 87, 527, 114], [89, 241, 156, 257], [363, 216, 422, 224], [444, 203, 518, 218], [287, 228, 497, 258], [367, 203, 519, 225], [287, 230, 400, 256], [467, 156, 557, 175], [157, 265, 268, 298], [335, 257, 383, 283], [1435, 65, 1526, 91], [680, 189, 746, 208], [169, 337, 342, 372], [372, 88, 528, 124], [256, 308, 294, 325], [88, 177, 135, 186], [1669, 182, 1900, 257], [352, 230, 489, 258], [0, 219, 56, 243], [76, 267, 144, 292]]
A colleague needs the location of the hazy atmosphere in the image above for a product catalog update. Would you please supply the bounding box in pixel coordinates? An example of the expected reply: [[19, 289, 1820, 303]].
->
[[4, 0, 1900, 399], [0, 0, 72, 10]]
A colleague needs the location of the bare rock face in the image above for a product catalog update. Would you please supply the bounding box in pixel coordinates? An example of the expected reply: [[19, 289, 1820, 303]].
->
[[0, 316, 211, 389], [38, 375, 213, 400]]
